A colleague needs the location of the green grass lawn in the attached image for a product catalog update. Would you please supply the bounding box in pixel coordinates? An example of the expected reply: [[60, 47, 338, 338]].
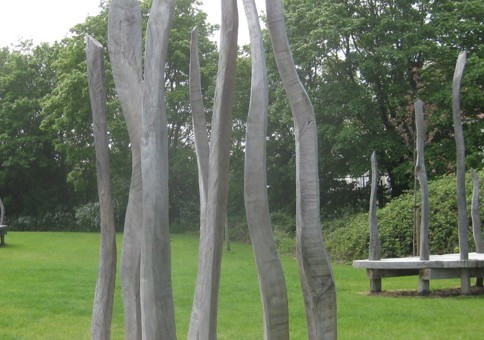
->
[[0, 232, 483, 339]]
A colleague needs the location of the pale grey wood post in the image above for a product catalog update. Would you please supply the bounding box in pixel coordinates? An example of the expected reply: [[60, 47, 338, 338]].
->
[[243, 0, 289, 338], [188, 26, 210, 339], [0, 196, 4, 225], [368, 151, 382, 292], [415, 99, 430, 295], [139, 0, 176, 338], [0, 196, 6, 247], [87, 36, 117, 340], [108, 0, 143, 336], [471, 169, 483, 286], [452, 51, 470, 294], [266, 0, 337, 338], [193, 1, 239, 338]]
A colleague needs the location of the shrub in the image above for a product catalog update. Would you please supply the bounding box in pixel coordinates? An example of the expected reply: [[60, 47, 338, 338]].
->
[[325, 169, 484, 262]]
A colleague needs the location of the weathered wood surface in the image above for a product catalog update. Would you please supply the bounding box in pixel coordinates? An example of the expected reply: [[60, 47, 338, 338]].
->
[[452, 51, 470, 294], [353, 253, 484, 269], [0, 196, 5, 226], [266, 0, 337, 338], [107, 0, 143, 336], [415, 100, 429, 262], [192, 0, 238, 338], [86, 36, 117, 340], [354, 253, 484, 294], [452, 51, 469, 261], [139, 0, 176, 338], [471, 169, 483, 286], [471, 169, 483, 253], [187, 26, 210, 340], [243, 0, 289, 338], [368, 151, 381, 292], [369, 151, 381, 261]]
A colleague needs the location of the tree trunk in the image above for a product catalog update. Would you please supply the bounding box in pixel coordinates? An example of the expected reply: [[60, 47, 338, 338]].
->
[[87, 36, 117, 340], [188, 26, 210, 339], [265, 1, 337, 338], [139, 0, 176, 338], [108, 0, 143, 337], [415, 100, 429, 261], [194, 1, 238, 338], [243, 0, 289, 338]]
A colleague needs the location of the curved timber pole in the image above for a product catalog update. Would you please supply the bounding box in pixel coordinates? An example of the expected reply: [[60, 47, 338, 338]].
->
[[452, 51, 470, 294], [265, 0, 337, 338], [87, 36, 117, 340], [242, 0, 289, 338], [415, 100, 430, 262], [415, 100, 430, 295], [471, 169, 483, 286], [139, 0, 177, 338], [193, 0, 238, 338], [368, 151, 381, 292], [108, 0, 143, 337], [188, 26, 211, 339]]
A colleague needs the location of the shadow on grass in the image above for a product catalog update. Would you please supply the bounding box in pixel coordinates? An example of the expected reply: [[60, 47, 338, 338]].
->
[[362, 285, 484, 298]]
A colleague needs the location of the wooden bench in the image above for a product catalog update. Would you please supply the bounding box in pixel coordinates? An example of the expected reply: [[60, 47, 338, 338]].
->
[[353, 253, 484, 295]]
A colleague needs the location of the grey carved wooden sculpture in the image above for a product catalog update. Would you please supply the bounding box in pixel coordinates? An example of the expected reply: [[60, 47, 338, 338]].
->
[[188, 0, 239, 338], [108, 0, 143, 336], [108, 0, 177, 338], [86, 36, 117, 340], [415, 99, 430, 294], [471, 169, 483, 286], [452, 51, 470, 294], [368, 151, 381, 292], [243, 0, 289, 338], [265, 0, 337, 338]]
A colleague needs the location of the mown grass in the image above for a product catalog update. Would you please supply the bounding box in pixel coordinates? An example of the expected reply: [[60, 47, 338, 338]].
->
[[0, 232, 483, 339]]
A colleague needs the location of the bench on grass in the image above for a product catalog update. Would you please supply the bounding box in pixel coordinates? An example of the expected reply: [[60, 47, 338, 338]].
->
[[353, 253, 484, 295]]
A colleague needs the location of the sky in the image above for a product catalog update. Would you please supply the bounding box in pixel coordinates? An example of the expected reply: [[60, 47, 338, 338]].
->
[[0, 0, 266, 48]]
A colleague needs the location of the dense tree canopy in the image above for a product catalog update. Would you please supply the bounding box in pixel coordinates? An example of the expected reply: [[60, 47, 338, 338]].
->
[[0, 0, 482, 229]]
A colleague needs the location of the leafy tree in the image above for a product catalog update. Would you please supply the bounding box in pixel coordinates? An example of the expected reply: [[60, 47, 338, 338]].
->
[[268, 0, 483, 209], [0, 43, 73, 218], [40, 0, 218, 225]]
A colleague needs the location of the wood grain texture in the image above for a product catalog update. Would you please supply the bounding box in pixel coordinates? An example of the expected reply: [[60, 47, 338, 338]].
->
[[87, 36, 117, 340], [265, 0, 337, 338], [243, 0, 289, 338]]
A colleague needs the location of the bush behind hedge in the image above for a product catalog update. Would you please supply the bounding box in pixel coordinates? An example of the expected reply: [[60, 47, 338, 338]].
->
[[325, 169, 484, 263]]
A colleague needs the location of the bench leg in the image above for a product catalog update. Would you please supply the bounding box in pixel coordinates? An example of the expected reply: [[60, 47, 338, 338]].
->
[[370, 278, 381, 293], [0, 235, 5, 247], [461, 270, 471, 295], [476, 277, 483, 287]]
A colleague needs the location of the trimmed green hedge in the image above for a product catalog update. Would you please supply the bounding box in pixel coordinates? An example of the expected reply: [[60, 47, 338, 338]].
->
[[325, 169, 484, 263]]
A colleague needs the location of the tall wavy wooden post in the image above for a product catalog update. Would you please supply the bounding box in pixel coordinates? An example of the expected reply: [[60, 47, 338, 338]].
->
[[108, 0, 143, 337], [452, 51, 470, 294], [0, 196, 6, 247], [139, 1, 177, 338], [415, 99, 430, 295], [190, 1, 238, 339], [87, 36, 117, 340], [368, 151, 381, 292], [188, 26, 211, 339], [109, 0, 177, 337], [471, 169, 483, 286], [243, 0, 289, 338], [266, 0, 337, 338]]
